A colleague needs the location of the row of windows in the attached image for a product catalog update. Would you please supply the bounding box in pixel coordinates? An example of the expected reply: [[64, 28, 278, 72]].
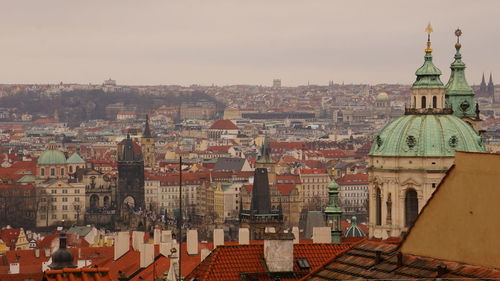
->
[[49, 189, 81, 194], [39, 214, 78, 220], [40, 204, 78, 211], [301, 177, 329, 183], [40, 197, 80, 202], [341, 186, 367, 191]]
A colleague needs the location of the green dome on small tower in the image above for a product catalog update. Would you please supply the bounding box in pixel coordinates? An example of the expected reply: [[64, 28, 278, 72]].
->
[[38, 141, 67, 165], [412, 23, 445, 89]]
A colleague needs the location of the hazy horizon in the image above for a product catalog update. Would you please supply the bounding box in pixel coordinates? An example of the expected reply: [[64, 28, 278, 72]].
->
[[1, 0, 499, 86]]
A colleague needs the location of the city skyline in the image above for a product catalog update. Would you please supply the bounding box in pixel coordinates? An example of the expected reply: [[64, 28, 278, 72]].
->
[[0, 0, 499, 86]]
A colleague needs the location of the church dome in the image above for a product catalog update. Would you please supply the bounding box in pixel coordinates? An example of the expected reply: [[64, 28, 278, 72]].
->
[[376, 92, 389, 101], [38, 147, 67, 165], [369, 114, 485, 157], [66, 153, 85, 164]]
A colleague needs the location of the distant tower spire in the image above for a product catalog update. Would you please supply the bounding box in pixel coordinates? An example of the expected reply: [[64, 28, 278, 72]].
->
[[488, 72, 495, 96], [143, 114, 152, 138], [480, 73, 487, 93]]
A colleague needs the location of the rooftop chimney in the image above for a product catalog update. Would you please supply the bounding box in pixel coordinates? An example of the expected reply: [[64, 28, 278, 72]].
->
[[292, 227, 300, 244], [153, 228, 161, 245], [139, 243, 154, 268], [312, 227, 330, 243], [213, 229, 224, 248], [159, 242, 172, 257], [161, 230, 172, 243], [35, 248, 40, 258], [187, 229, 198, 255], [200, 248, 211, 262], [132, 231, 144, 251], [114, 232, 129, 261], [9, 263, 20, 274], [238, 228, 249, 245], [264, 232, 294, 272]]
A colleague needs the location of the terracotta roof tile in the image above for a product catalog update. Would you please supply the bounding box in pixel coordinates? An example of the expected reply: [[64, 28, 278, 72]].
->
[[43, 267, 112, 281], [185, 243, 353, 281], [209, 120, 238, 130]]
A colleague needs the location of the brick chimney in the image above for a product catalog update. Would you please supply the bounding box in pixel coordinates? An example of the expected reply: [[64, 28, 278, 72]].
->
[[263, 232, 294, 272], [114, 232, 129, 261]]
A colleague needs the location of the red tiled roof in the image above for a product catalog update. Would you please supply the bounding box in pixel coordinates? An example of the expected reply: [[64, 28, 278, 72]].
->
[[0, 273, 43, 281], [207, 145, 232, 153], [300, 168, 327, 175], [37, 233, 90, 249], [43, 267, 112, 281], [336, 174, 369, 185], [209, 120, 238, 130], [185, 243, 353, 281], [277, 174, 301, 184], [0, 228, 20, 248], [277, 184, 296, 196]]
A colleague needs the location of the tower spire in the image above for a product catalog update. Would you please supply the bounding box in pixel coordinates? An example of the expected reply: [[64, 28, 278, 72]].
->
[[445, 28, 477, 119], [323, 178, 343, 243], [411, 23, 444, 91]]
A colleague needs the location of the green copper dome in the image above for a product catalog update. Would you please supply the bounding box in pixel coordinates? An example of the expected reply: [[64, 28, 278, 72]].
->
[[38, 141, 67, 165], [370, 114, 485, 157]]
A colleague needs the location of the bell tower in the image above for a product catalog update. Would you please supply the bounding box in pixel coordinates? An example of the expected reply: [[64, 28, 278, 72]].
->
[[140, 115, 156, 168]]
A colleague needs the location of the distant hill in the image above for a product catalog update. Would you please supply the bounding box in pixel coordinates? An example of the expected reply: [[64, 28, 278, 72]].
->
[[0, 89, 224, 126]]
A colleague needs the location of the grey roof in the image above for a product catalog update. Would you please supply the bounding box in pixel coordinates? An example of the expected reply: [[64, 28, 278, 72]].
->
[[304, 211, 326, 239], [213, 157, 246, 171], [67, 226, 93, 237]]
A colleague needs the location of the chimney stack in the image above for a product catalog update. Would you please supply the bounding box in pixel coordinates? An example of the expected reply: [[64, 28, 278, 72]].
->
[[263, 232, 294, 272], [132, 231, 144, 251], [114, 232, 129, 261], [312, 227, 330, 243], [139, 243, 154, 268], [153, 228, 161, 245], [161, 230, 172, 243], [238, 228, 249, 245], [213, 229, 224, 248], [187, 229, 198, 255], [200, 248, 211, 262], [159, 242, 172, 257], [35, 248, 40, 258], [9, 263, 20, 274], [292, 227, 300, 244]]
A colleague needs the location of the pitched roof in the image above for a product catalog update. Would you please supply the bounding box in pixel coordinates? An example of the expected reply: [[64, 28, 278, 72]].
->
[[213, 158, 246, 171], [42, 267, 112, 281], [185, 243, 353, 281], [336, 173, 368, 185], [303, 240, 500, 280], [209, 120, 238, 130]]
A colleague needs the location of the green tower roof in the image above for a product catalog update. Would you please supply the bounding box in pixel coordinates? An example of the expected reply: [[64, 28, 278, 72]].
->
[[445, 29, 474, 97], [324, 178, 342, 214], [412, 24, 445, 89], [66, 152, 85, 164], [369, 114, 485, 157]]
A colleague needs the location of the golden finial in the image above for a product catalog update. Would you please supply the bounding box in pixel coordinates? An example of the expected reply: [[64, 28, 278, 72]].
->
[[425, 22, 433, 53], [455, 28, 462, 51]]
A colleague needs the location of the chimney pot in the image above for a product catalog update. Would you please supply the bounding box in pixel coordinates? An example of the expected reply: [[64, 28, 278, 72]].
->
[[187, 229, 198, 255]]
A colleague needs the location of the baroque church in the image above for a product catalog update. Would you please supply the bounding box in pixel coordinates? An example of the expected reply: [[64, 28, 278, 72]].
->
[[368, 26, 486, 239]]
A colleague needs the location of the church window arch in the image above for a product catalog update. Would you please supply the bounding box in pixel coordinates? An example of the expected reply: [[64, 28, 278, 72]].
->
[[41, 168, 45, 176], [421, 96, 427, 108], [375, 187, 382, 226], [432, 96, 437, 108], [50, 168, 55, 176], [405, 189, 419, 227]]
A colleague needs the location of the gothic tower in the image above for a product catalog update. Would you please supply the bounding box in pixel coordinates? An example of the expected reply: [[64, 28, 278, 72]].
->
[[240, 168, 283, 240], [255, 135, 279, 209], [487, 73, 495, 100], [117, 134, 145, 212], [140, 115, 156, 168], [479, 73, 487, 93]]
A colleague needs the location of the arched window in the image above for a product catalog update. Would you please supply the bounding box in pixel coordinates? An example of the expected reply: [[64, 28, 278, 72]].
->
[[50, 168, 55, 176], [413, 96, 416, 107], [432, 96, 437, 108], [90, 194, 99, 209], [69, 166, 73, 173], [375, 187, 382, 226], [405, 189, 419, 227], [421, 96, 427, 108]]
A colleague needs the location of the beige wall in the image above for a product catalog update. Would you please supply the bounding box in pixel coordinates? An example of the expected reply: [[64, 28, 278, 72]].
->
[[401, 152, 500, 269]]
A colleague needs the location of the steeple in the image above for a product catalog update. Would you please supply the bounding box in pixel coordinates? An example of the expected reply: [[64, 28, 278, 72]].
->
[[488, 73, 495, 96], [250, 168, 272, 214], [479, 73, 487, 93], [257, 135, 274, 164], [412, 23, 445, 89], [445, 28, 477, 119], [323, 178, 343, 243], [143, 115, 152, 138]]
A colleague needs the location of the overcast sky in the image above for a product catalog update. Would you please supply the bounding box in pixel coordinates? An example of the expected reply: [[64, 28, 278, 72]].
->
[[1, 0, 499, 86]]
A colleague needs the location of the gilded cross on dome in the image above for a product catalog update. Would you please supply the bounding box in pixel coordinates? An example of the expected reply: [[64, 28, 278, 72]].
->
[[455, 28, 462, 51], [425, 23, 433, 53]]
